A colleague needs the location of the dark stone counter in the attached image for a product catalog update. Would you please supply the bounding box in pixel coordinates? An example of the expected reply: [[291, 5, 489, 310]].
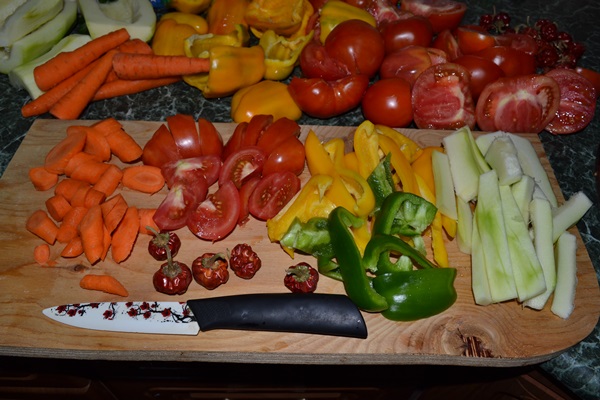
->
[[0, 1, 598, 398]]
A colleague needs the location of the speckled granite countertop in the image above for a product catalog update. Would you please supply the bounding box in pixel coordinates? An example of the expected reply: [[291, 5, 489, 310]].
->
[[0, 0, 598, 398]]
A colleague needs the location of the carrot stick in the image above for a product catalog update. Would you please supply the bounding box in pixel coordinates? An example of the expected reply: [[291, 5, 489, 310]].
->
[[44, 130, 88, 175], [103, 126, 143, 163], [78, 204, 105, 264], [112, 53, 210, 80], [121, 165, 165, 194], [83, 188, 107, 208], [92, 77, 181, 101], [93, 164, 123, 197], [79, 274, 129, 297], [82, 126, 112, 161], [21, 62, 96, 118], [138, 208, 158, 235], [69, 159, 111, 184], [64, 152, 102, 177], [34, 243, 51, 265], [54, 178, 89, 202], [29, 166, 59, 191], [45, 194, 72, 222], [56, 206, 88, 243], [101, 194, 128, 233], [111, 206, 139, 263], [26, 210, 59, 244], [50, 49, 118, 120], [34, 28, 130, 92], [61, 236, 83, 258]]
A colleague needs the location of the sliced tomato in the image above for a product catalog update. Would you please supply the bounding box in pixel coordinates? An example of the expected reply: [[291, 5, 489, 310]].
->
[[575, 67, 600, 98], [187, 180, 240, 241], [161, 155, 222, 188], [475, 46, 536, 77], [262, 135, 306, 176], [197, 118, 224, 158], [494, 33, 538, 56], [167, 114, 202, 159], [256, 117, 301, 156], [412, 62, 476, 130], [545, 68, 597, 134], [431, 28, 462, 60], [237, 176, 261, 225], [142, 124, 180, 168], [154, 178, 208, 231], [242, 114, 273, 148], [454, 54, 505, 101], [475, 74, 561, 133], [222, 121, 248, 161], [454, 25, 496, 55], [219, 147, 266, 189], [401, 0, 466, 34], [248, 171, 301, 221]]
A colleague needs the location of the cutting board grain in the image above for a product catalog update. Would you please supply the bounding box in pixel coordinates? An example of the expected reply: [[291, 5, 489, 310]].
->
[[0, 119, 598, 366]]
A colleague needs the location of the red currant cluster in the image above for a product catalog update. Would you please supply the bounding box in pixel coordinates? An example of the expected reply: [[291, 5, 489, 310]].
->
[[478, 12, 586, 70]]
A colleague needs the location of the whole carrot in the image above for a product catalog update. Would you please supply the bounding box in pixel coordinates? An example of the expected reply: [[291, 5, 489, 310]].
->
[[112, 53, 210, 80], [92, 77, 181, 101]]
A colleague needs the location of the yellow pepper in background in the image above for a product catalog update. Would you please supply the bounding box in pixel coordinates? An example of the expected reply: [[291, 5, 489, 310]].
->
[[259, 29, 313, 80], [375, 124, 423, 163], [183, 45, 265, 98], [207, 0, 249, 35], [319, 0, 377, 44], [184, 25, 249, 58], [159, 11, 208, 34], [169, 0, 212, 14], [152, 19, 199, 56], [245, 0, 308, 37], [230, 80, 302, 123], [353, 120, 381, 180]]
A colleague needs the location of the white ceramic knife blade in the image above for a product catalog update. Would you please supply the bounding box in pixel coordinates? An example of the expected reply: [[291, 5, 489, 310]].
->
[[42, 293, 368, 338]]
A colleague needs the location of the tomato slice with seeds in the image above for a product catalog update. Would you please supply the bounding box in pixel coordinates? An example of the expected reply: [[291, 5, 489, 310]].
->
[[248, 171, 301, 221], [401, 0, 466, 34], [161, 155, 222, 188], [412, 62, 476, 130], [187, 180, 240, 241], [219, 147, 266, 189], [475, 74, 561, 133], [154, 178, 208, 231]]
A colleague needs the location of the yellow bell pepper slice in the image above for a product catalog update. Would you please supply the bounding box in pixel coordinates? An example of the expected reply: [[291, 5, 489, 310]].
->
[[411, 146, 444, 195], [319, 0, 377, 44], [338, 167, 375, 218], [375, 124, 423, 163], [353, 120, 381, 180], [343, 151, 360, 174], [159, 11, 208, 34], [415, 174, 449, 268], [377, 134, 420, 196], [231, 80, 302, 123], [323, 137, 346, 169]]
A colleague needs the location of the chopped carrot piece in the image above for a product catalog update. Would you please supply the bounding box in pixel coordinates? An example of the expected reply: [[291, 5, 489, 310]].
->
[[69, 159, 111, 184], [56, 206, 88, 244], [61, 236, 83, 258], [34, 243, 51, 266], [45, 194, 72, 222], [92, 164, 123, 197], [101, 194, 128, 233], [44, 130, 88, 175], [111, 206, 139, 263], [26, 210, 59, 244], [78, 204, 104, 264], [54, 178, 89, 202], [29, 167, 59, 191], [121, 165, 165, 194], [79, 274, 129, 297], [138, 208, 158, 235]]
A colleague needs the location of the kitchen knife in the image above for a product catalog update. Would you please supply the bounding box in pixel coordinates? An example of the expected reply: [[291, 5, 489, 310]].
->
[[43, 293, 368, 339]]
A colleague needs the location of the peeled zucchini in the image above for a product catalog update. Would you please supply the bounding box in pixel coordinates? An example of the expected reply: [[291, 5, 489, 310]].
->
[[0, 0, 63, 47], [78, 0, 156, 42]]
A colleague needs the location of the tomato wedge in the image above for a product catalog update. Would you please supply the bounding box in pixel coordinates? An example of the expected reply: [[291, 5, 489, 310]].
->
[[154, 178, 208, 231], [412, 62, 476, 130], [243, 114, 273, 148], [197, 118, 224, 158], [475, 74, 561, 133], [237, 176, 261, 225], [222, 121, 248, 161], [142, 124, 180, 168], [248, 171, 301, 221], [256, 117, 301, 156], [219, 147, 266, 189], [545, 68, 597, 134], [187, 180, 240, 241], [167, 114, 202, 159], [401, 0, 466, 34], [161, 155, 222, 188], [262, 135, 306, 176]]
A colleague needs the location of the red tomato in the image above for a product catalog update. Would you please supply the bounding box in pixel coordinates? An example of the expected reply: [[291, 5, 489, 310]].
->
[[219, 147, 266, 189], [475, 74, 561, 133], [237, 176, 261, 225], [412, 63, 476, 130], [222, 121, 247, 161], [142, 124, 180, 168], [545, 68, 597, 134], [248, 171, 301, 221], [379, 45, 446, 86], [475, 46, 536, 77], [256, 117, 301, 156], [432, 29, 462, 60], [197, 118, 224, 158], [161, 155, 222, 188], [262, 135, 306, 176], [575, 67, 600, 97], [187, 180, 240, 241], [401, 0, 466, 34], [167, 114, 201, 159], [154, 178, 208, 231], [299, 41, 351, 81], [242, 114, 273, 148], [379, 16, 434, 54], [288, 74, 370, 119], [453, 55, 505, 101], [361, 78, 413, 127], [454, 25, 496, 55], [324, 19, 385, 78], [494, 33, 538, 56]]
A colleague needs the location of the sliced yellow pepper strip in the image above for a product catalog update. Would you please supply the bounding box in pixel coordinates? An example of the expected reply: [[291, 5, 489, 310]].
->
[[323, 137, 346, 169], [377, 134, 420, 196], [353, 120, 381, 180], [338, 168, 375, 218], [343, 151, 360, 174], [411, 146, 444, 195], [375, 124, 423, 163], [415, 174, 449, 268], [441, 214, 457, 239], [351, 220, 371, 256]]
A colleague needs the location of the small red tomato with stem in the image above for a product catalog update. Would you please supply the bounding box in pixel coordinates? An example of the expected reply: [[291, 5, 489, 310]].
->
[[284, 262, 319, 293], [147, 227, 181, 261], [229, 243, 261, 279], [153, 245, 193, 295], [192, 252, 229, 290]]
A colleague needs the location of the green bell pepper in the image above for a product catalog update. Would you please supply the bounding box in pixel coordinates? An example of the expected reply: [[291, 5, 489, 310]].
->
[[367, 153, 395, 216], [372, 191, 438, 237]]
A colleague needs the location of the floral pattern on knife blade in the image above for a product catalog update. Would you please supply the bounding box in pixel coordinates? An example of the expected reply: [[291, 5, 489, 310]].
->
[[51, 302, 196, 323]]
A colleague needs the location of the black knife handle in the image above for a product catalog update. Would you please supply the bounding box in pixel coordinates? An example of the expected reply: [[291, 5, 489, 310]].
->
[[187, 293, 367, 339]]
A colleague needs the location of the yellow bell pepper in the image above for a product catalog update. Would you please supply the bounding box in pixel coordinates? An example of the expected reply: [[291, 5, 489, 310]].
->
[[319, 0, 377, 44], [415, 175, 449, 268], [245, 0, 307, 37], [184, 24, 249, 58], [183, 44, 265, 98], [411, 146, 444, 195], [152, 19, 199, 56], [353, 120, 381, 180], [343, 151, 360, 174], [207, 0, 249, 35], [259, 29, 313, 80], [375, 124, 423, 163], [377, 134, 420, 196], [159, 11, 208, 34], [230, 80, 302, 123], [338, 167, 375, 218], [323, 137, 346, 169], [169, 0, 211, 14]]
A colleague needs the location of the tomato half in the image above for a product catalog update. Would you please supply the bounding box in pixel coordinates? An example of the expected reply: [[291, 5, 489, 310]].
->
[[248, 171, 301, 221], [475, 46, 536, 77], [219, 147, 266, 189], [454, 25, 496, 55], [545, 68, 597, 134], [379, 16, 434, 54], [412, 63, 476, 130], [453, 55, 505, 101], [142, 124, 180, 168], [161, 155, 222, 188], [361, 77, 413, 127], [575, 67, 600, 97], [187, 180, 240, 241], [154, 179, 208, 231], [432, 29, 462, 60], [401, 0, 466, 34], [475, 74, 561, 133], [379, 45, 446, 86], [299, 41, 351, 81], [262, 135, 306, 176], [167, 114, 202, 159]]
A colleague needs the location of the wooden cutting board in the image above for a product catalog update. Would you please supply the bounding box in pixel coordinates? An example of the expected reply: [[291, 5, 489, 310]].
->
[[0, 119, 598, 367]]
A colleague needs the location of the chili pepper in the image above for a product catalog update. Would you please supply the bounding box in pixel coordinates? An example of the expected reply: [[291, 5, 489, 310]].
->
[[147, 227, 181, 261], [245, 0, 309, 37], [229, 243, 262, 279], [327, 206, 388, 312], [152, 245, 193, 296], [206, 0, 249, 35], [284, 262, 319, 293], [318, 0, 377, 44], [230, 80, 302, 123], [258, 29, 313, 81], [152, 18, 200, 56], [192, 252, 229, 290]]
